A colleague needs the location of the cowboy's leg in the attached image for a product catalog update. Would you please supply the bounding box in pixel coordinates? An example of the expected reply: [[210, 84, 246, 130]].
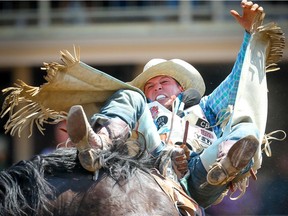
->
[[92, 89, 164, 157], [67, 89, 163, 171], [200, 122, 259, 173], [92, 89, 145, 130], [183, 122, 259, 208]]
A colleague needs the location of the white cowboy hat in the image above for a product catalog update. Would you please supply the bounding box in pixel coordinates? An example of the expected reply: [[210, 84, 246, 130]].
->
[[129, 58, 206, 96]]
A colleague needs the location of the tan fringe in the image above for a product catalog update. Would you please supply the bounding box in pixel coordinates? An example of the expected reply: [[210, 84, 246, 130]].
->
[[1, 81, 67, 137], [251, 12, 285, 72], [1, 46, 80, 137]]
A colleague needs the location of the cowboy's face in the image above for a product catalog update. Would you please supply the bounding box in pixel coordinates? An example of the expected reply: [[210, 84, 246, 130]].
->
[[144, 75, 184, 109]]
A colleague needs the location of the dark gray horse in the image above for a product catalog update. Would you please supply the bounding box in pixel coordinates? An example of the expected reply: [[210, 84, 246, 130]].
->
[[0, 143, 201, 216]]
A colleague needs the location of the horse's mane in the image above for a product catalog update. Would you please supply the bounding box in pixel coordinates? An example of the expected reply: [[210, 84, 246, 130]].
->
[[43, 141, 154, 181], [0, 155, 53, 216], [0, 141, 156, 216]]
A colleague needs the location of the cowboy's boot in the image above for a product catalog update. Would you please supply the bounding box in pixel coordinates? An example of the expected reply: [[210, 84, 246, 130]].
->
[[67, 105, 130, 172], [206, 135, 259, 185]]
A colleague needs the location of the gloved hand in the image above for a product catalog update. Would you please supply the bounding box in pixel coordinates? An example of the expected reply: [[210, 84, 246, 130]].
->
[[171, 147, 188, 179]]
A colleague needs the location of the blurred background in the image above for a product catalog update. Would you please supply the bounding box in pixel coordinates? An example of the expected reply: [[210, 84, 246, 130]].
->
[[0, 1, 287, 215]]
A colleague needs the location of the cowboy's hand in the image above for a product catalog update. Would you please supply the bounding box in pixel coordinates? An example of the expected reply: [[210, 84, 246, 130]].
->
[[171, 147, 188, 178], [230, 0, 264, 33]]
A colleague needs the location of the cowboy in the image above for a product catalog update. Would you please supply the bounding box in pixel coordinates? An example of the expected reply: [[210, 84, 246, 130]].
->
[[66, 0, 282, 208]]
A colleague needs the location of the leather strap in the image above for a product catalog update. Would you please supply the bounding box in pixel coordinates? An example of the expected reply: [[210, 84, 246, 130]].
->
[[150, 169, 200, 216]]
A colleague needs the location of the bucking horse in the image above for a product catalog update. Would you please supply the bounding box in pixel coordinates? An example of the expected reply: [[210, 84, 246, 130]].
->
[[0, 141, 201, 216]]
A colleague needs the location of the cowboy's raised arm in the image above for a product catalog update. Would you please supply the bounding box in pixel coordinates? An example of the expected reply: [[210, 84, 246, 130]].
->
[[199, 0, 265, 137]]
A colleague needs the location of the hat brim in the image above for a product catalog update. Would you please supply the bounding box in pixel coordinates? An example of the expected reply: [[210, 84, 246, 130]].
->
[[128, 60, 205, 96]]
